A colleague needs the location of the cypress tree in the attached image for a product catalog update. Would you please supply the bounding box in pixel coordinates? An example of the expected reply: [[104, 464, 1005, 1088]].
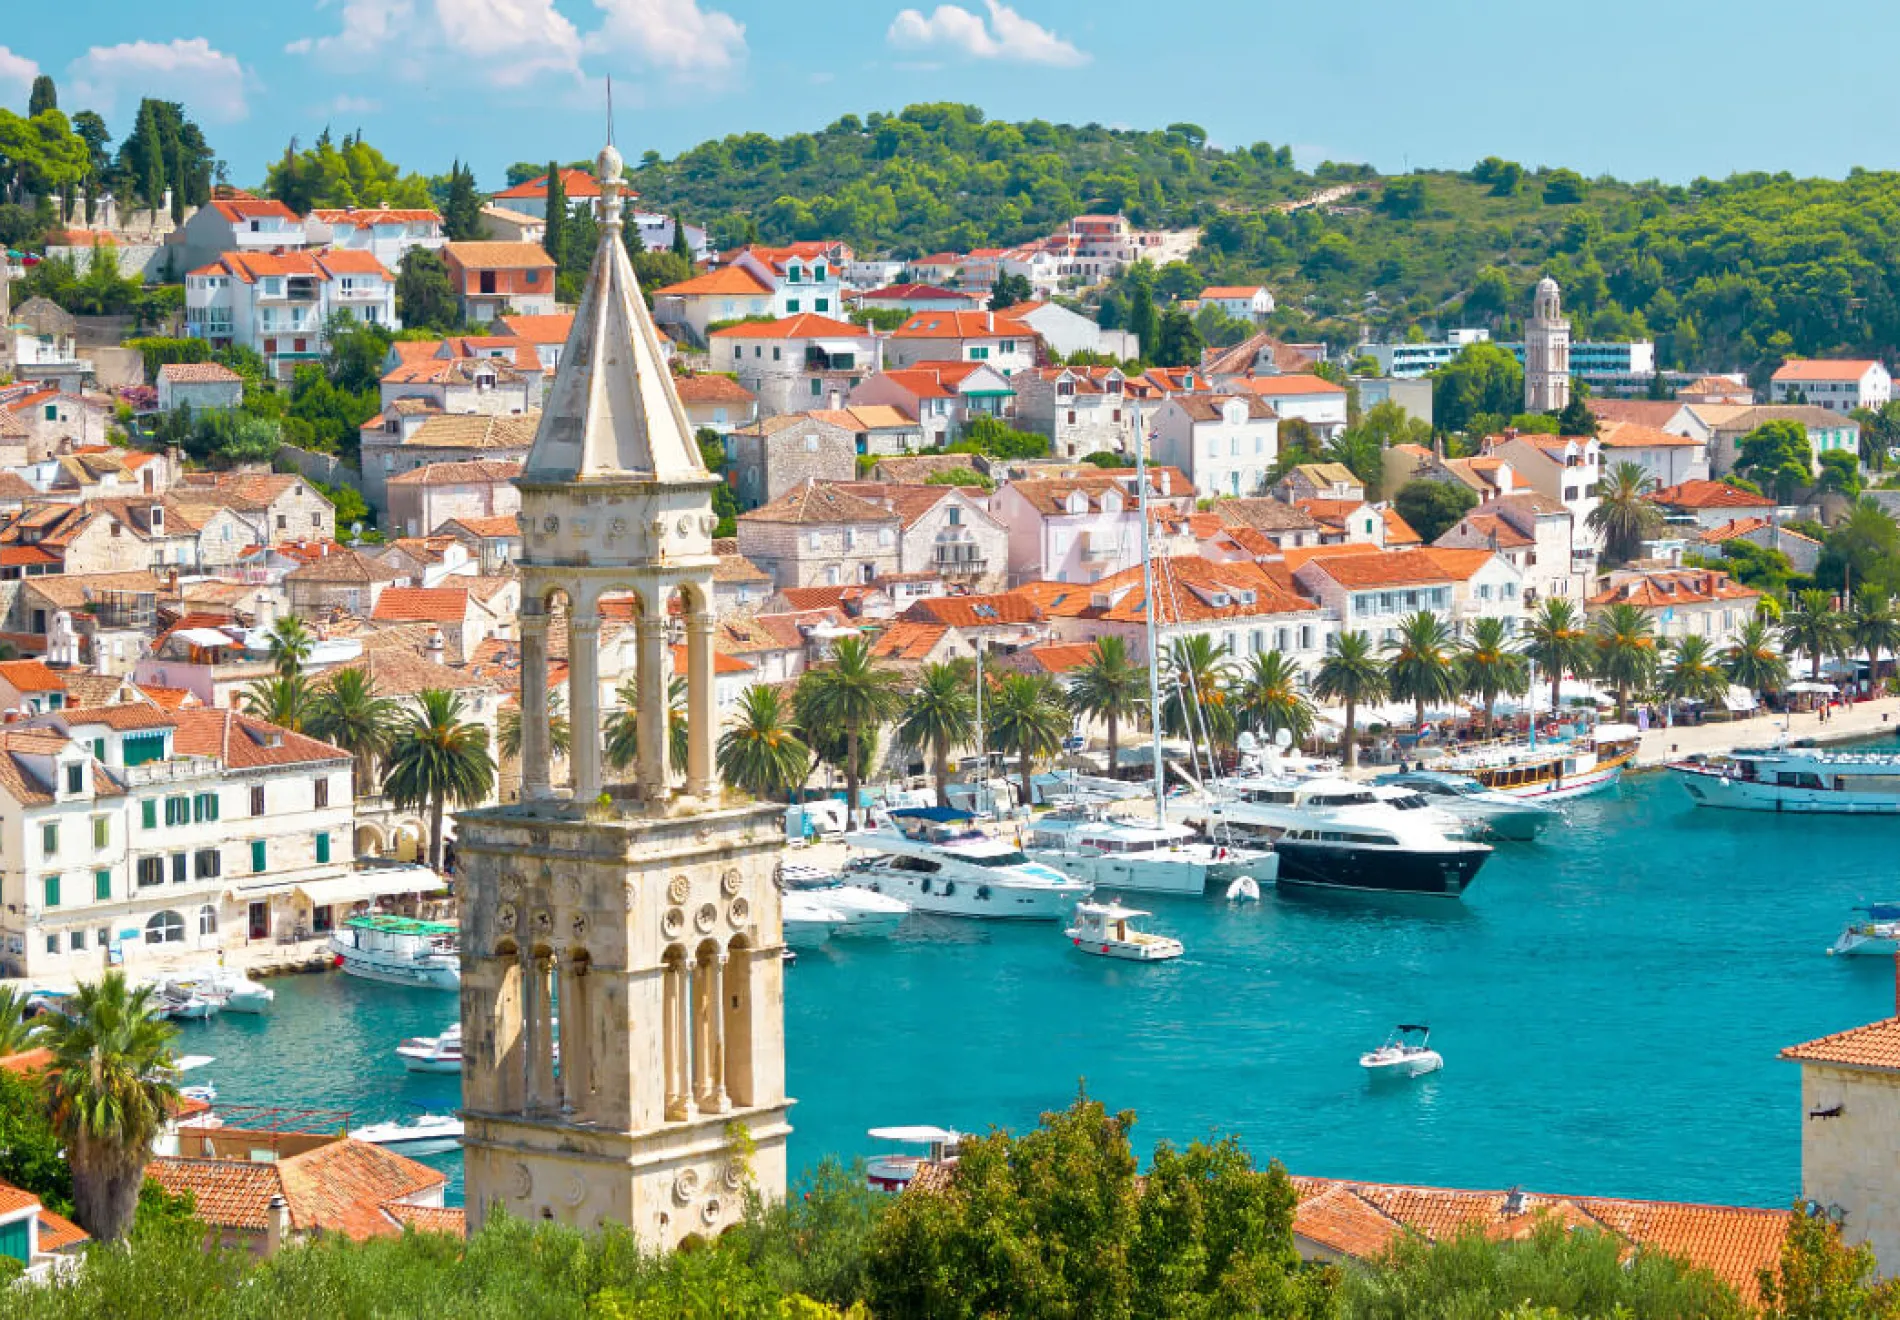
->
[[542, 162, 568, 270], [28, 75, 56, 117], [444, 160, 482, 241], [669, 212, 691, 261]]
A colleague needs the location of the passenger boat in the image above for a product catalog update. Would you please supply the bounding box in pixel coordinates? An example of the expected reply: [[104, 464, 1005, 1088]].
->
[[1195, 776, 1491, 899], [1673, 745, 1900, 813], [1432, 724, 1640, 802], [864, 1125, 961, 1193], [329, 914, 460, 990], [1360, 1025, 1443, 1079], [778, 864, 911, 936], [1065, 900, 1184, 962], [348, 1113, 464, 1156], [395, 1024, 464, 1074], [1375, 770, 1556, 841], [1829, 905, 1900, 956], [846, 807, 1092, 920], [1025, 809, 1276, 895]]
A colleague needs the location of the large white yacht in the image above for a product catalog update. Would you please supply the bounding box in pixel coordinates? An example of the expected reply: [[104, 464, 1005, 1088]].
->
[[1024, 807, 1276, 895], [1193, 775, 1492, 899], [846, 808, 1092, 920], [1673, 744, 1900, 813], [779, 862, 911, 936], [1374, 770, 1556, 841]]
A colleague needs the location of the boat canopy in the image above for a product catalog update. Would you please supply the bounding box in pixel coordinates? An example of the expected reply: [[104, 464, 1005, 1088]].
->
[[1397, 1024, 1430, 1034], [868, 1125, 960, 1144], [890, 806, 974, 824], [343, 914, 456, 936], [1868, 904, 1900, 922]]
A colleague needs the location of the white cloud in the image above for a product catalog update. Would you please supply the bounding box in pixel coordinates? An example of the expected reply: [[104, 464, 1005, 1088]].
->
[[286, 0, 415, 58], [436, 0, 583, 84], [0, 46, 40, 102], [887, 1, 1087, 67], [68, 39, 249, 123], [329, 94, 382, 116], [587, 0, 746, 78]]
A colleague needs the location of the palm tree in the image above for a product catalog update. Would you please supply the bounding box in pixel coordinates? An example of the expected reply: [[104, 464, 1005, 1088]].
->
[[716, 685, 811, 801], [794, 636, 904, 827], [307, 668, 401, 794], [1524, 598, 1596, 716], [1661, 635, 1731, 709], [1064, 637, 1144, 775], [985, 672, 1070, 809], [1234, 650, 1316, 745], [1384, 611, 1461, 735], [1591, 603, 1660, 720], [1311, 631, 1387, 768], [1724, 616, 1790, 702], [1781, 588, 1849, 683], [1588, 461, 1662, 564], [39, 972, 179, 1241], [265, 614, 315, 678], [1458, 617, 1530, 737], [1850, 588, 1900, 691], [240, 672, 312, 732], [604, 676, 688, 776], [498, 690, 572, 762], [385, 689, 497, 871], [0, 984, 40, 1057], [1161, 634, 1237, 772], [896, 662, 978, 806]]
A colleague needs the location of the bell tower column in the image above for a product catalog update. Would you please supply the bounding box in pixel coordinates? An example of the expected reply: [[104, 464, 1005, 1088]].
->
[[520, 603, 553, 799], [570, 612, 604, 801], [636, 608, 671, 799], [685, 604, 717, 798]]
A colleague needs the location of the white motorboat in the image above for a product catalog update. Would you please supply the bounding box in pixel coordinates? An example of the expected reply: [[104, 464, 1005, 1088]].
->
[[1360, 1025, 1443, 1079], [1376, 770, 1556, 841], [779, 864, 911, 937], [1675, 745, 1900, 814], [348, 1112, 464, 1156], [149, 984, 218, 1020], [1829, 905, 1900, 956], [846, 808, 1092, 921], [329, 915, 460, 991], [1197, 776, 1491, 899], [1432, 724, 1640, 802], [1025, 809, 1276, 896], [1065, 900, 1183, 962], [162, 966, 275, 1014], [1226, 876, 1261, 902], [781, 891, 848, 949], [864, 1125, 961, 1193], [395, 1024, 464, 1074]]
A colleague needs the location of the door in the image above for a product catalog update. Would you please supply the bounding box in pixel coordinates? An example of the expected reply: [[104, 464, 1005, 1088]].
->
[[248, 901, 270, 940]]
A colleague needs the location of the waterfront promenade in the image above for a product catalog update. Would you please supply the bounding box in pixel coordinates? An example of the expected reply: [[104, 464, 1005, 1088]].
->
[[1633, 695, 1900, 768]]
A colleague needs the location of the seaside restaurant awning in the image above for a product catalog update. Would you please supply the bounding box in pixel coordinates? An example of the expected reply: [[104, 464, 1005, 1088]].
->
[[293, 867, 444, 909]]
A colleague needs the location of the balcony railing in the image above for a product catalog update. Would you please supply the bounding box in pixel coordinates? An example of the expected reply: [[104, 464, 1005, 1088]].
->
[[123, 756, 219, 787]]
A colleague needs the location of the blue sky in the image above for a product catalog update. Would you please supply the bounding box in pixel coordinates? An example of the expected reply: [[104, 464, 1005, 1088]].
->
[[7, 1, 1900, 190]]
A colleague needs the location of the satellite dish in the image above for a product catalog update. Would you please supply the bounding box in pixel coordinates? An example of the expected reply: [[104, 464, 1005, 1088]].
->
[[1274, 728, 1293, 749], [349, 521, 364, 545]]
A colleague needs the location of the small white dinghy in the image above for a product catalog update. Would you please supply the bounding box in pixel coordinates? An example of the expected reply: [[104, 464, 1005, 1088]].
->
[[1360, 1024, 1443, 1079], [349, 1112, 464, 1156], [1226, 876, 1261, 903], [1065, 900, 1183, 962]]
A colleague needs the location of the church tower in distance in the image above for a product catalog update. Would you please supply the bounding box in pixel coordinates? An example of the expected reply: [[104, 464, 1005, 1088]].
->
[[456, 143, 790, 1248], [1524, 276, 1571, 413]]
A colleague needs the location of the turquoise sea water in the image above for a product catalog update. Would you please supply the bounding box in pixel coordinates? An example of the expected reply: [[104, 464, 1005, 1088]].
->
[[184, 764, 1900, 1210]]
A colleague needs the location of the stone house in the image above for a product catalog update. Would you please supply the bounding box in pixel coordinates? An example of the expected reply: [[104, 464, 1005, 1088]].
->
[[385, 459, 523, 539], [169, 474, 337, 547], [1483, 432, 1602, 549], [156, 362, 244, 413], [284, 547, 403, 618], [1275, 462, 1364, 504], [735, 482, 902, 589], [1694, 517, 1821, 575], [370, 584, 514, 664], [673, 374, 759, 435], [849, 362, 1015, 447], [725, 414, 858, 510], [1205, 497, 1325, 552], [1585, 567, 1760, 650], [1433, 492, 1587, 606], [360, 413, 538, 519], [1669, 403, 1861, 478], [440, 241, 557, 323], [1012, 366, 1137, 458], [886, 310, 1038, 377], [835, 482, 1010, 592], [1782, 1015, 1900, 1278], [710, 540, 775, 614], [379, 342, 540, 417], [440, 514, 523, 575]]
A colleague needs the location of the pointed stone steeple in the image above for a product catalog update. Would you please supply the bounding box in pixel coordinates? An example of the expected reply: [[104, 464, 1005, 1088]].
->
[[523, 144, 706, 484]]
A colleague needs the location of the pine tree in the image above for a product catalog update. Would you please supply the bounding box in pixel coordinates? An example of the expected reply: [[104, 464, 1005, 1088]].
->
[[542, 161, 568, 271], [28, 75, 57, 117], [669, 212, 691, 261]]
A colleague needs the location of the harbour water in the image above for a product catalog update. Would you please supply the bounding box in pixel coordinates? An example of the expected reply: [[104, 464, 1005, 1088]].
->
[[184, 765, 1900, 1209]]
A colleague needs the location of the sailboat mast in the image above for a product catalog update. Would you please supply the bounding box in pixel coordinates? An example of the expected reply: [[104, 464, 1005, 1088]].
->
[[1137, 433, 1166, 823]]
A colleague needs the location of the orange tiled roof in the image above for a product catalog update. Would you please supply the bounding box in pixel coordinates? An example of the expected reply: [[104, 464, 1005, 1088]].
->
[[373, 586, 472, 623], [494, 167, 603, 201], [1586, 569, 1759, 609], [870, 621, 947, 661], [157, 362, 243, 384], [1301, 547, 1474, 587], [1651, 479, 1775, 511], [35, 1205, 87, 1250], [1771, 358, 1882, 382], [1781, 1016, 1900, 1070], [0, 1047, 53, 1075], [1596, 419, 1702, 449], [1200, 285, 1270, 299], [739, 482, 899, 527], [673, 374, 756, 403], [1382, 507, 1423, 545], [170, 709, 351, 770], [495, 313, 573, 344], [1020, 642, 1099, 675], [0, 659, 65, 692], [894, 310, 1033, 339], [385, 459, 523, 488], [442, 241, 554, 271], [904, 594, 1041, 627], [709, 313, 869, 340], [1235, 372, 1346, 398], [310, 207, 441, 228], [655, 266, 773, 298]]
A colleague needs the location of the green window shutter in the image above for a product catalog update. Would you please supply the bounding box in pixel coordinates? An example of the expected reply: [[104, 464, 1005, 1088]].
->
[[42, 823, 55, 855], [142, 799, 156, 829], [209, 793, 219, 822], [93, 816, 108, 848], [316, 832, 331, 864], [43, 875, 59, 908], [94, 869, 110, 901], [0, 1214, 28, 1263], [92, 739, 104, 760], [251, 840, 267, 873]]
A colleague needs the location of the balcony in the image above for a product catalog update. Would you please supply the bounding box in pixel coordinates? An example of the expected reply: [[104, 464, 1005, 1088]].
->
[[934, 545, 988, 574], [123, 756, 219, 787]]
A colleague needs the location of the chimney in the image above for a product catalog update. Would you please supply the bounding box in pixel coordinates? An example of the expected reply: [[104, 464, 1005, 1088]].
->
[[167, 566, 180, 593], [265, 1192, 289, 1255], [425, 627, 446, 665]]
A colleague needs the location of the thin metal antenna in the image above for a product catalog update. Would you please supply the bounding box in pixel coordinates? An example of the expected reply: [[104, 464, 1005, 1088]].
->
[[606, 76, 615, 148]]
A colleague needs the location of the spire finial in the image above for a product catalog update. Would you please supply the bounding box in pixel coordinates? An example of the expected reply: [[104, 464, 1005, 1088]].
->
[[597, 79, 624, 231]]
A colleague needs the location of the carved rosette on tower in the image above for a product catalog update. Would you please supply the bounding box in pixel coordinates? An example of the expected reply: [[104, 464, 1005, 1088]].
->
[[455, 145, 790, 1252]]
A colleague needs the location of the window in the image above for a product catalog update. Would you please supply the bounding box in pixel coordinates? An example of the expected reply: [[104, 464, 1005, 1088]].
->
[[91, 738, 104, 760], [315, 778, 329, 809], [251, 840, 267, 873], [785, 299, 800, 313], [171, 853, 187, 884], [948, 507, 961, 526], [96, 925, 109, 948], [43, 404, 57, 421], [141, 799, 157, 829], [65, 763, 83, 794], [69, 929, 85, 952], [815, 298, 829, 313], [165, 795, 190, 826], [198, 904, 218, 937], [772, 347, 782, 361], [45, 935, 57, 955], [810, 379, 822, 397], [195, 849, 221, 880], [137, 856, 163, 887], [250, 786, 266, 816], [90, 868, 110, 902], [42, 875, 59, 908], [194, 792, 220, 823], [41, 822, 57, 856], [145, 910, 184, 945], [316, 832, 331, 864], [1000, 340, 1015, 354], [969, 347, 989, 360], [93, 816, 108, 849]]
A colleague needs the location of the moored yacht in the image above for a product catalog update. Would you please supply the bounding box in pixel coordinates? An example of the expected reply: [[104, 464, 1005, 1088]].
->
[[781, 891, 849, 949], [1375, 770, 1556, 841], [1195, 775, 1491, 899], [846, 808, 1092, 920], [1674, 745, 1900, 813], [1432, 724, 1640, 802], [329, 914, 461, 990], [161, 966, 275, 1014], [1024, 808, 1276, 895], [779, 863, 911, 936], [348, 1113, 464, 1155], [395, 1024, 464, 1074], [1829, 904, 1900, 956]]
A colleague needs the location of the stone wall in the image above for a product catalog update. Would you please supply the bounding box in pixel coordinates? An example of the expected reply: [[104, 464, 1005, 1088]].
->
[[1801, 1063, 1900, 1273]]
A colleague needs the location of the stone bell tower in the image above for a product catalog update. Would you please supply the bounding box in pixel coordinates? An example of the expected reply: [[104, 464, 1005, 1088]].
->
[[1524, 276, 1571, 414], [457, 144, 790, 1247]]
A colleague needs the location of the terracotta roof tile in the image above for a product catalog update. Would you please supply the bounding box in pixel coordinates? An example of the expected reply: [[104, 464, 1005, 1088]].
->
[[1651, 479, 1776, 511], [1019, 642, 1099, 675], [672, 374, 756, 403], [709, 313, 870, 341], [904, 594, 1041, 627], [654, 266, 774, 297], [1782, 1017, 1900, 1070], [1235, 373, 1345, 398], [1171, 393, 1276, 423], [0, 659, 64, 693], [35, 1205, 87, 1250], [1597, 420, 1702, 449], [1771, 358, 1882, 382], [396, 414, 540, 452], [275, 1138, 446, 1241], [147, 1158, 284, 1230], [385, 459, 523, 488], [442, 241, 554, 270], [383, 1203, 466, 1236], [372, 587, 471, 623], [739, 482, 900, 527], [894, 311, 1033, 339], [332, 649, 496, 697], [285, 547, 402, 584], [442, 514, 522, 539], [870, 621, 947, 661], [170, 709, 351, 769]]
